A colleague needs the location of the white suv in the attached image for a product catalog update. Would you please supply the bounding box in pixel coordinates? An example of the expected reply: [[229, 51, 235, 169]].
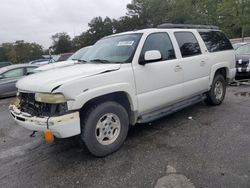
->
[[9, 24, 236, 157]]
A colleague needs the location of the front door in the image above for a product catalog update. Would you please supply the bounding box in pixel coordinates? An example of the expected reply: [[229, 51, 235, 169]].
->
[[133, 32, 183, 114], [0, 68, 24, 96]]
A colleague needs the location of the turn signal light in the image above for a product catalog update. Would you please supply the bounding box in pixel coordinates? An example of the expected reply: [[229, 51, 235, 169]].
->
[[45, 130, 54, 143]]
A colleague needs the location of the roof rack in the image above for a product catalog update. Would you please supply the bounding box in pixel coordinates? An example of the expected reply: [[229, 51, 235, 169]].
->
[[157, 23, 219, 30]]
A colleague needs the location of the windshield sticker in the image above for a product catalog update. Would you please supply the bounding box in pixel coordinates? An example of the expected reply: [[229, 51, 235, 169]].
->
[[117, 41, 134, 46]]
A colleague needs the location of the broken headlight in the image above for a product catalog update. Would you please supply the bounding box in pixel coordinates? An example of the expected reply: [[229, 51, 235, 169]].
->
[[35, 93, 66, 104]]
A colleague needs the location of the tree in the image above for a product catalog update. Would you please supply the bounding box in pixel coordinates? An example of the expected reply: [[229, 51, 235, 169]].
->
[[72, 33, 86, 50], [61, 0, 250, 51], [0, 46, 9, 62], [127, 0, 154, 26], [72, 31, 96, 49], [126, 0, 200, 26], [72, 17, 114, 49], [51, 32, 72, 54], [126, 0, 250, 38], [112, 16, 143, 33], [87, 17, 114, 43], [218, 0, 250, 39], [0, 41, 43, 64]]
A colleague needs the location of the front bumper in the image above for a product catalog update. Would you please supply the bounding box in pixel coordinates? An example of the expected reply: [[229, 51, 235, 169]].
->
[[9, 104, 81, 138], [236, 67, 250, 77], [237, 67, 250, 73]]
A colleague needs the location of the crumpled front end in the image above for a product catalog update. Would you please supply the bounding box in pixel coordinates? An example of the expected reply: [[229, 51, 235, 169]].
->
[[9, 92, 81, 138]]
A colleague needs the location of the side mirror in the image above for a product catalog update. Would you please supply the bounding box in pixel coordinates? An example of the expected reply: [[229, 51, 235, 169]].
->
[[26, 72, 33, 75], [139, 50, 162, 65]]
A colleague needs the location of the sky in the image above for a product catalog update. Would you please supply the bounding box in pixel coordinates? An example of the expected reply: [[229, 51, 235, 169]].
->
[[0, 0, 131, 48]]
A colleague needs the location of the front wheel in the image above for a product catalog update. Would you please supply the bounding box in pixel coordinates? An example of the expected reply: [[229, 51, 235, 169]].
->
[[205, 74, 226, 105], [80, 101, 129, 157]]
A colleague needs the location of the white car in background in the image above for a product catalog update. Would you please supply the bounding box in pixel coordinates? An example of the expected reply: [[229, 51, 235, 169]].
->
[[34, 46, 92, 72]]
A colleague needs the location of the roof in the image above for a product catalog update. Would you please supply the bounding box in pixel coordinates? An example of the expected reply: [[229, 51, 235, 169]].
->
[[157, 23, 219, 30], [0, 64, 38, 74], [104, 24, 220, 39]]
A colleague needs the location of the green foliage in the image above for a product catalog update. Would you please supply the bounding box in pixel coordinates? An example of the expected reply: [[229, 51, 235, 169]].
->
[[51, 32, 72, 54], [71, 17, 114, 49], [125, 0, 250, 38], [1, 0, 250, 61], [112, 16, 144, 33], [0, 41, 43, 64], [0, 46, 9, 62], [218, 0, 250, 38], [69, 0, 250, 52]]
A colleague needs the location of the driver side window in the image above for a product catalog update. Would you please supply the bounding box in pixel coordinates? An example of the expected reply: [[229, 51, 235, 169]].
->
[[141, 32, 176, 62]]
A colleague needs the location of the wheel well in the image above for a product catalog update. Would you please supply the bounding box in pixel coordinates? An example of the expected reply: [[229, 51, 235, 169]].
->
[[80, 92, 133, 124], [215, 67, 227, 79]]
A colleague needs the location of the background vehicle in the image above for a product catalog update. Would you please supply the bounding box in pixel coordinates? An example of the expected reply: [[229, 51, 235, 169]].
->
[[235, 42, 250, 79], [29, 58, 51, 65], [68, 46, 92, 61], [10, 25, 235, 157], [56, 52, 74, 62], [232, 42, 247, 50], [0, 62, 12, 68], [0, 64, 38, 98], [34, 46, 92, 72]]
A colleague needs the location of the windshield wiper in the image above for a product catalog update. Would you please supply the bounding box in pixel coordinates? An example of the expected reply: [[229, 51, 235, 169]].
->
[[90, 59, 111, 64], [73, 59, 87, 63]]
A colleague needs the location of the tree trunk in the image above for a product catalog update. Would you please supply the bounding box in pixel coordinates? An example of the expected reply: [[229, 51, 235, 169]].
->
[[241, 25, 245, 42]]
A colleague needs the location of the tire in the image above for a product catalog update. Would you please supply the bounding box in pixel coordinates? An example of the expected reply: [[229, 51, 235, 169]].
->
[[205, 74, 226, 105], [80, 101, 129, 157]]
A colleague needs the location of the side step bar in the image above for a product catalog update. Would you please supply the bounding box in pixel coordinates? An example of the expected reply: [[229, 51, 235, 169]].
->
[[138, 94, 206, 123]]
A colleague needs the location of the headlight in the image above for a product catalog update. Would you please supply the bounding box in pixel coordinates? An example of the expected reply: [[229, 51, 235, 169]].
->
[[35, 93, 66, 104]]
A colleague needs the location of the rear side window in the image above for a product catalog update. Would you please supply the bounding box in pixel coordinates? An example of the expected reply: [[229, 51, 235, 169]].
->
[[174, 32, 201, 58], [141, 32, 176, 61], [199, 31, 233, 52]]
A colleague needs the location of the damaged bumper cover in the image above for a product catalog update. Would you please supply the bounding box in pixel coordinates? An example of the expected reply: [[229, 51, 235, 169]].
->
[[9, 104, 81, 138]]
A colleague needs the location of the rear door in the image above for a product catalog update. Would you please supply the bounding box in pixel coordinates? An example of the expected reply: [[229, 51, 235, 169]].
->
[[174, 31, 209, 98], [133, 32, 183, 114], [0, 68, 24, 96]]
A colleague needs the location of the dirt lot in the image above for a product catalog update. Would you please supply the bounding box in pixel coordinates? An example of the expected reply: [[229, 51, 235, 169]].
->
[[0, 86, 249, 188]]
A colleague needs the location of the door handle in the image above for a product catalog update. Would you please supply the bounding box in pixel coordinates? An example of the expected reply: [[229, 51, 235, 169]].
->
[[200, 61, 206, 67], [174, 65, 182, 72]]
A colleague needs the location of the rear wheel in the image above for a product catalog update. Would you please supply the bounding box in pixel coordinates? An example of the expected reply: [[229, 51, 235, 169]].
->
[[205, 74, 226, 105], [80, 101, 129, 157]]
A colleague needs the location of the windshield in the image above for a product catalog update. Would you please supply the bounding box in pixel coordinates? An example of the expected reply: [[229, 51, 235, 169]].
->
[[69, 46, 92, 60], [81, 33, 142, 63], [235, 44, 250, 55]]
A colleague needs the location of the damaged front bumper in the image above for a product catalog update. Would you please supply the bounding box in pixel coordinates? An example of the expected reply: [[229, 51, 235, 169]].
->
[[9, 104, 81, 138]]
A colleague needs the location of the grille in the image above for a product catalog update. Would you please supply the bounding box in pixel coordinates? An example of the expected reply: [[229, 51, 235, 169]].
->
[[236, 60, 249, 68], [19, 92, 67, 117]]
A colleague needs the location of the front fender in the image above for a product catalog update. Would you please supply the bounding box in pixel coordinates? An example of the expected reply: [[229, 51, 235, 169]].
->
[[67, 83, 138, 111]]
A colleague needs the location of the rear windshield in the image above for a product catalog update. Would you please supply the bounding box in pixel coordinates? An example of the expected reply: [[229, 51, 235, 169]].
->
[[199, 31, 233, 52]]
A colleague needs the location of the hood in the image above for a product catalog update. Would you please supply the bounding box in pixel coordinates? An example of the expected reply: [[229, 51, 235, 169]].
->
[[17, 63, 121, 93], [34, 60, 76, 72], [235, 54, 250, 61]]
